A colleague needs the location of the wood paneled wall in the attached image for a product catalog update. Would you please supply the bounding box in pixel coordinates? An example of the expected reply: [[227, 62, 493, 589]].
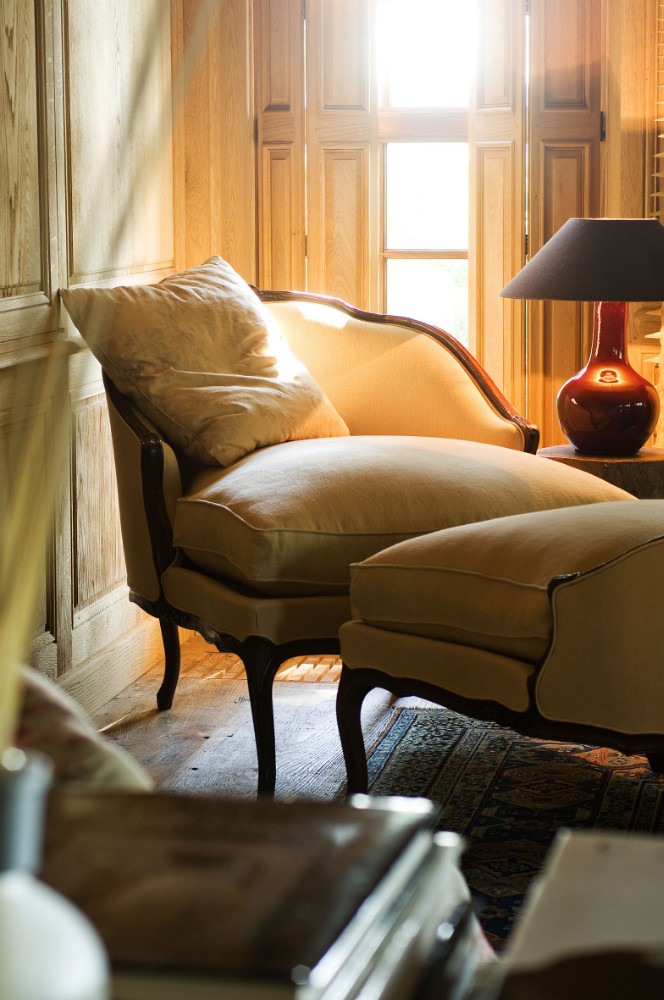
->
[[1, 0, 255, 712]]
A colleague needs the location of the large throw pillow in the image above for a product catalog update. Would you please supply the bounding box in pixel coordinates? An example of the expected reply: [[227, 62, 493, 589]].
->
[[60, 257, 349, 467]]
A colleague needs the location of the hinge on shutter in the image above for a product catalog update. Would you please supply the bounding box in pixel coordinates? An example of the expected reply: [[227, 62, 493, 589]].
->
[[525, 0, 531, 14], [304, 234, 308, 257], [600, 111, 606, 142], [302, 0, 306, 19], [524, 232, 529, 258]]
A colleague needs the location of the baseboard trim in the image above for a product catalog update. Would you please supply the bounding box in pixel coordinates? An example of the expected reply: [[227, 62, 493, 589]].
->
[[60, 617, 165, 714]]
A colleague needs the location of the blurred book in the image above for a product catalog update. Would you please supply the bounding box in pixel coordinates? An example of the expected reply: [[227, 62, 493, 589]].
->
[[41, 791, 475, 1000]]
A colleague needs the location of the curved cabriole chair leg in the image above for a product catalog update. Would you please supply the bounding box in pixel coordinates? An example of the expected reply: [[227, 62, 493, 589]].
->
[[336, 664, 372, 797], [156, 618, 181, 710], [240, 637, 285, 798]]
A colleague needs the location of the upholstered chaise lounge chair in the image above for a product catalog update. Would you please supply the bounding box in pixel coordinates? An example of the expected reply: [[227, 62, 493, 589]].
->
[[61, 257, 633, 795]]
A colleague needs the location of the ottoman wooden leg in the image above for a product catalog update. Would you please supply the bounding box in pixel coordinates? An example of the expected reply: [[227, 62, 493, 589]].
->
[[336, 664, 373, 796]]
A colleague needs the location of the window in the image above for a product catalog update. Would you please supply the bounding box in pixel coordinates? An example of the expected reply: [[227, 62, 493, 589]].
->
[[377, 0, 475, 108], [385, 143, 469, 339], [380, 1, 476, 342], [255, 0, 603, 445]]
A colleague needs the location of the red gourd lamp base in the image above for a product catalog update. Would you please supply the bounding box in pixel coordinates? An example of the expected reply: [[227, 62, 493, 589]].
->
[[556, 301, 660, 456]]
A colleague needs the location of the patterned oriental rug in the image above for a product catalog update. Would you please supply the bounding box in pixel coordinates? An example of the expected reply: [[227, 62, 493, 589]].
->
[[363, 707, 664, 952]]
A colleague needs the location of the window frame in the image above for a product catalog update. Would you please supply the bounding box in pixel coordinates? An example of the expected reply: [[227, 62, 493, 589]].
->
[[255, 0, 606, 444]]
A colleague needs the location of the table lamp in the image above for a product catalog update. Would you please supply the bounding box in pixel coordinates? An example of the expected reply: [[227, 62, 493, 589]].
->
[[500, 217, 664, 456]]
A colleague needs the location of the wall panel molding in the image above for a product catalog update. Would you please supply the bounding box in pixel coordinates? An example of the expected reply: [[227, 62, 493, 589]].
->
[[255, 0, 304, 289], [0, 0, 64, 342], [260, 145, 300, 289], [476, 0, 516, 111], [320, 0, 370, 110], [65, 0, 176, 284], [321, 147, 368, 306], [475, 142, 523, 403]]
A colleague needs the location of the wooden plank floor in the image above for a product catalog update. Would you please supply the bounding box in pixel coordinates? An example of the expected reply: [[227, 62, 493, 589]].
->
[[93, 633, 397, 801]]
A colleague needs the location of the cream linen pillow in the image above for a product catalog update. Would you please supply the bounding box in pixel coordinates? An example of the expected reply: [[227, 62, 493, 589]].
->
[[60, 256, 349, 466]]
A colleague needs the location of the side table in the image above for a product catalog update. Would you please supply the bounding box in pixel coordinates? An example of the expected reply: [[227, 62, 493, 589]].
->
[[538, 445, 664, 499]]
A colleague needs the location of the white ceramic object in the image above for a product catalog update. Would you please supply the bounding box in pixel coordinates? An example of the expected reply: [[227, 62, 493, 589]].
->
[[0, 748, 109, 1000]]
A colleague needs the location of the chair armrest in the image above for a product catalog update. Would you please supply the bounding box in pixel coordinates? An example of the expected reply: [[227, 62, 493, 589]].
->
[[535, 535, 664, 737], [259, 290, 538, 453], [103, 372, 181, 605]]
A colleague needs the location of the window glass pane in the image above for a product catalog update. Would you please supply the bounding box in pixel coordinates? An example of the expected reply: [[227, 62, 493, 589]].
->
[[379, 0, 476, 108], [386, 144, 468, 250], [386, 259, 468, 345]]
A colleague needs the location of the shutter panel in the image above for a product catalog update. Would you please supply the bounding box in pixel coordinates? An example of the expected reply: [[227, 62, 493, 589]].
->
[[255, 0, 306, 290], [305, 0, 379, 309], [469, 0, 527, 411], [527, 0, 602, 445]]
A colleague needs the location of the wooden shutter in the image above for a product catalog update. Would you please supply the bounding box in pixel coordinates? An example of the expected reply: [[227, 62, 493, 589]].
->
[[257, 0, 604, 434], [178, 0, 255, 279], [527, 0, 602, 445], [304, 0, 380, 310], [469, 0, 527, 412], [255, 0, 306, 290]]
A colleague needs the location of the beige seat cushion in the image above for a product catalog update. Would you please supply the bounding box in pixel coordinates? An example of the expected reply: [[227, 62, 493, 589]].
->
[[60, 257, 348, 467], [348, 499, 664, 664], [173, 436, 633, 598]]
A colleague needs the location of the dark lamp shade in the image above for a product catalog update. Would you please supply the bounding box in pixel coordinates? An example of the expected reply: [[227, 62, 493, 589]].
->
[[500, 218, 664, 302]]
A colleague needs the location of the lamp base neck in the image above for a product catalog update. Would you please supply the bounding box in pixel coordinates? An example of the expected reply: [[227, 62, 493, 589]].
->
[[589, 300, 628, 366]]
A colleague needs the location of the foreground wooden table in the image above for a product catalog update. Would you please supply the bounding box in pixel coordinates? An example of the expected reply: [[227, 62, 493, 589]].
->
[[538, 445, 664, 499]]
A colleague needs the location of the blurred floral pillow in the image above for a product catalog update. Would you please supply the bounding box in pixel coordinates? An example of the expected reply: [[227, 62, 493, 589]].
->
[[15, 667, 152, 791]]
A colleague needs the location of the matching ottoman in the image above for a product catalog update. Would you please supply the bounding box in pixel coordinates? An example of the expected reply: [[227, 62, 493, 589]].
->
[[337, 500, 664, 794]]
